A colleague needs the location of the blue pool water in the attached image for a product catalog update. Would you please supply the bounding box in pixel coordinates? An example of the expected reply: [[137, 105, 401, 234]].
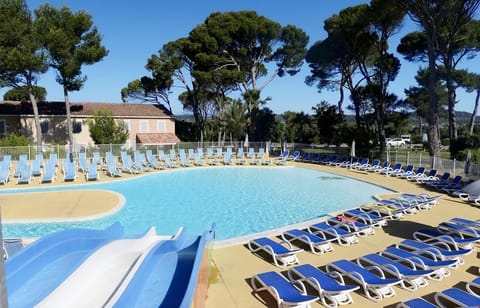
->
[[2, 166, 392, 240]]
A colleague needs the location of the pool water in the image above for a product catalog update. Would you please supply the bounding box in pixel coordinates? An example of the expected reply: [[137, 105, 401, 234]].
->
[[2, 166, 392, 240]]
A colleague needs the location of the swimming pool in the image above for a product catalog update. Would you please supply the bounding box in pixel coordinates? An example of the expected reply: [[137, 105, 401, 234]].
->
[[2, 166, 392, 240]]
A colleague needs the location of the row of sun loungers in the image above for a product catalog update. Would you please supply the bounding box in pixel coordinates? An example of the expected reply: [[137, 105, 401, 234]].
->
[[0, 147, 291, 184], [249, 215, 480, 307]]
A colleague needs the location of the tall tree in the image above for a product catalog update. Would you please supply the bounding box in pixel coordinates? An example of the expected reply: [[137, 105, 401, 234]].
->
[[306, 1, 404, 151], [397, 21, 480, 145], [0, 0, 48, 150], [35, 4, 108, 151], [398, 0, 480, 157], [198, 11, 308, 136]]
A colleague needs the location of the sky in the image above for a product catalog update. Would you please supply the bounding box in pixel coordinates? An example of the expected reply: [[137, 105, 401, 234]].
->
[[2, 0, 479, 116]]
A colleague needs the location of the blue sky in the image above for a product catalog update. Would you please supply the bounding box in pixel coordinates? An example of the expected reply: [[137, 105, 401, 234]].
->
[[2, 0, 478, 115]]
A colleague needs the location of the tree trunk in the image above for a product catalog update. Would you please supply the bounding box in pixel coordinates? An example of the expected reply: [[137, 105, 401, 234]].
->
[[445, 63, 458, 142], [469, 89, 480, 135], [63, 88, 74, 154], [28, 87, 43, 152], [426, 31, 441, 159]]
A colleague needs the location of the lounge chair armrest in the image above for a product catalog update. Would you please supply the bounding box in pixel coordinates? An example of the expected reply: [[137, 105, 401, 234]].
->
[[290, 279, 308, 294], [326, 270, 347, 284], [364, 265, 386, 278]]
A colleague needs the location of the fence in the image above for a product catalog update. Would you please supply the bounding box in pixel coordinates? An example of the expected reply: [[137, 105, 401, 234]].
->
[[0, 142, 476, 180]]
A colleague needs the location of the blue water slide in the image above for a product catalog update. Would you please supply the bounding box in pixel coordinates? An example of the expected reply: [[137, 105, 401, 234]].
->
[[5, 222, 124, 307], [112, 225, 215, 308]]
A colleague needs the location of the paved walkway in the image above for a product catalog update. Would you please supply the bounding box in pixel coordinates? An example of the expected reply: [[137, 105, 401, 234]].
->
[[0, 161, 478, 307]]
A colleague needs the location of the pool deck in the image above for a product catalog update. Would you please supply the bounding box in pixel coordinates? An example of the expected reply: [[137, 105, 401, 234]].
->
[[1, 161, 479, 307]]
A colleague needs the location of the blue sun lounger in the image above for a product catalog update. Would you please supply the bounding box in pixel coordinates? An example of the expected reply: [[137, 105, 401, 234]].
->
[[326, 259, 402, 302], [325, 216, 375, 237], [413, 228, 480, 250], [434, 287, 480, 307], [251, 271, 319, 307], [437, 221, 480, 238], [381, 246, 457, 278], [466, 277, 480, 297], [342, 208, 389, 227], [448, 217, 480, 230], [248, 237, 302, 268], [308, 222, 359, 246], [357, 253, 435, 291], [281, 229, 334, 255], [395, 239, 471, 265], [396, 297, 437, 308], [287, 264, 359, 307]]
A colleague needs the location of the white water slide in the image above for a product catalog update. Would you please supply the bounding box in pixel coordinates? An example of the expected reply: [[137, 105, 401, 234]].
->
[[36, 227, 181, 308]]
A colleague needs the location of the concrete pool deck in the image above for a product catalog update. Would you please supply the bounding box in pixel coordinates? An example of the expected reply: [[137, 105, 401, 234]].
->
[[0, 161, 479, 307]]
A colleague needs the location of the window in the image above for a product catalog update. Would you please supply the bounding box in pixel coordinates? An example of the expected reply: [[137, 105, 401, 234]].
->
[[139, 120, 148, 133], [0, 120, 5, 135], [123, 120, 131, 132], [40, 120, 49, 134], [157, 120, 166, 133], [72, 121, 82, 134]]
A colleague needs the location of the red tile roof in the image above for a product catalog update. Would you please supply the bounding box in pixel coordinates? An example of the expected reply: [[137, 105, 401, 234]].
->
[[136, 133, 181, 144], [0, 101, 173, 118]]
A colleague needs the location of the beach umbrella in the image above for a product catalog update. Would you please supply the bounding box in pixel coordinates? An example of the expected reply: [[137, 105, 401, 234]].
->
[[349, 140, 355, 170], [465, 150, 472, 175], [461, 179, 480, 195], [350, 140, 356, 158], [386, 144, 391, 164], [244, 133, 249, 148]]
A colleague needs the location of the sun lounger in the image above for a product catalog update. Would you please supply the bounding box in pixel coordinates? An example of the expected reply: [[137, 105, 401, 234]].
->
[[466, 277, 480, 297], [431, 175, 462, 191], [405, 167, 426, 181], [325, 216, 375, 236], [381, 246, 456, 278], [413, 228, 480, 250], [16, 163, 31, 184], [62, 158, 77, 182], [312, 153, 327, 164], [287, 264, 359, 307], [308, 222, 359, 246], [375, 199, 417, 216], [414, 169, 438, 183], [251, 271, 318, 307], [437, 221, 480, 239], [248, 237, 302, 268], [85, 162, 99, 181], [0, 164, 9, 185], [434, 287, 480, 307], [329, 156, 347, 166], [105, 153, 122, 177], [381, 163, 402, 176], [326, 259, 402, 302], [396, 297, 437, 308], [281, 229, 334, 255], [342, 208, 389, 226], [395, 239, 470, 265], [78, 152, 89, 173], [357, 253, 435, 291], [368, 161, 388, 172], [354, 158, 370, 170], [145, 150, 165, 170], [419, 170, 450, 187], [447, 217, 480, 230], [393, 165, 415, 178], [40, 161, 56, 183]]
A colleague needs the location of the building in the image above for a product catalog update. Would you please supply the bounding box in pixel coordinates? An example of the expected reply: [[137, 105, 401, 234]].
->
[[0, 101, 180, 148]]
